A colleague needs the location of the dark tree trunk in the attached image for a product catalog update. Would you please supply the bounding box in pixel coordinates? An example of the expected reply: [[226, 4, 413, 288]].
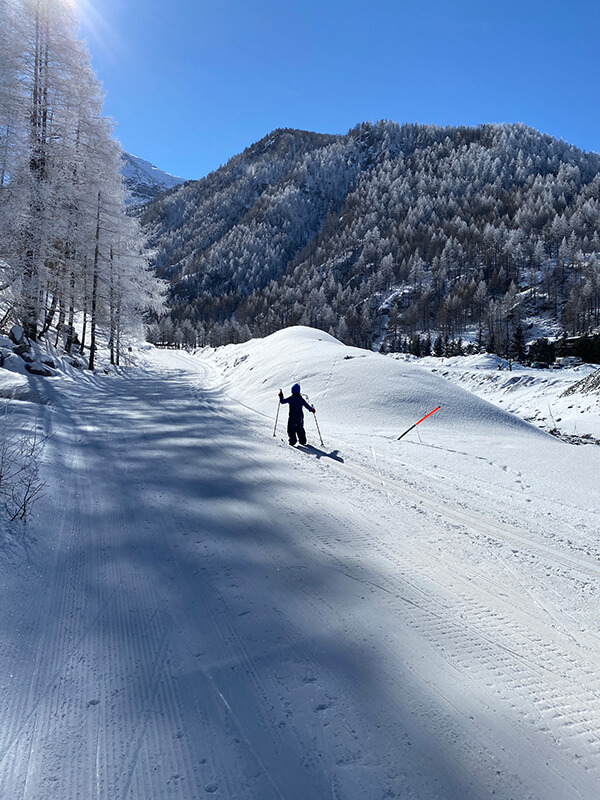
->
[[88, 192, 101, 371]]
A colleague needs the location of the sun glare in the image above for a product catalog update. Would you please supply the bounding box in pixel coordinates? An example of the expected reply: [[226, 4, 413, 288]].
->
[[69, 0, 117, 59], [72, 0, 99, 30]]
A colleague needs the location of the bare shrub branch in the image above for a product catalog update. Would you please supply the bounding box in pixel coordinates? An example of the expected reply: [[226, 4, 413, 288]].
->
[[0, 406, 46, 522]]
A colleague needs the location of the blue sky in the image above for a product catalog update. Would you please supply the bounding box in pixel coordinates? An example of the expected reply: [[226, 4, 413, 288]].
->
[[78, 0, 599, 181]]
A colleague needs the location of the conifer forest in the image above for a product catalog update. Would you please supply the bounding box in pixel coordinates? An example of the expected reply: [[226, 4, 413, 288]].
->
[[142, 122, 600, 360]]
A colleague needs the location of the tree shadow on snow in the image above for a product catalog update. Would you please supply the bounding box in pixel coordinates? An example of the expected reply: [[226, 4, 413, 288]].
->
[[0, 366, 509, 800]]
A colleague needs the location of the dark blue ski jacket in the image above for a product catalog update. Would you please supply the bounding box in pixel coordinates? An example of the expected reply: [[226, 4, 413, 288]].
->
[[280, 393, 315, 423]]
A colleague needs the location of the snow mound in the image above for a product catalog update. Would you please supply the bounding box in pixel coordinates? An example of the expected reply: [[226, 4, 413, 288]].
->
[[0, 370, 42, 403], [203, 326, 547, 446]]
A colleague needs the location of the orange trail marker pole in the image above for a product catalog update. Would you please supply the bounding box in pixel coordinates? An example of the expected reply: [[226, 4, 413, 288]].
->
[[397, 406, 440, 441]]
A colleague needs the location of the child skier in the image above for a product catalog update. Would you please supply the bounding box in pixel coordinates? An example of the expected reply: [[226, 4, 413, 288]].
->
[[278, 383, 316, 446]]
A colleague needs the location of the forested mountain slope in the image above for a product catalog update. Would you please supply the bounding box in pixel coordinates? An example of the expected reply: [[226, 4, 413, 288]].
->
[[142, 122, 600, 354]]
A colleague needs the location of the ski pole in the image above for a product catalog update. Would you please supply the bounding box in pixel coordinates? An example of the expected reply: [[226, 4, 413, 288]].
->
[[397, 406, 440, 441], [313, 411, 324, 446], [273, 394, 281, 437]]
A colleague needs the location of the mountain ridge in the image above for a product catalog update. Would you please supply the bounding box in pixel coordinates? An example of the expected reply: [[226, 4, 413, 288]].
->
[[141, 121, 600, 356]]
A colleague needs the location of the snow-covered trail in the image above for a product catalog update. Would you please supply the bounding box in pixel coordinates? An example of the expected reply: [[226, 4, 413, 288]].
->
[[1, 347, 600, 799]]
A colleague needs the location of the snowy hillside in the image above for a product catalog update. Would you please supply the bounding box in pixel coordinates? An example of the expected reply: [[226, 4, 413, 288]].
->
[[415, 353, 600, 443], [202, 326, 599, 529], [141, 122, 600, 353], [121, 151, 186, 205], [1, 326, 600, 799]]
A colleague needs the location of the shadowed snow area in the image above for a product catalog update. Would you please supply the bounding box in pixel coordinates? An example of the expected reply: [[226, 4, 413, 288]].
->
[[1, 326, 600, 799]]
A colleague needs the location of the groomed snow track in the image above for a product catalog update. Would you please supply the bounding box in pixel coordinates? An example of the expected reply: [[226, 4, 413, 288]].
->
[[1, 341, 599, 800]]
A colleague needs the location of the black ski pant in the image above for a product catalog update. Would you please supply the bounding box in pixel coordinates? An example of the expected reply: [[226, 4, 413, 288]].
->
[[287, 419, 306, 446]]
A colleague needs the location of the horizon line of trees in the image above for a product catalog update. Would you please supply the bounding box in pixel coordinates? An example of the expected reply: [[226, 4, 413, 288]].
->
[[381, 329, 600, 365], [146, 310, 600, 366]]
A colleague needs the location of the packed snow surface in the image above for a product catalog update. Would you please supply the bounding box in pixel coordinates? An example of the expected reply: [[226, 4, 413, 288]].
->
[[1, 326, 600, 799]]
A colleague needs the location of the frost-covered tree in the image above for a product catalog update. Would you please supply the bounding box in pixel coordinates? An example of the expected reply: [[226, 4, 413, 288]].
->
[[0, 0, 164, 361]]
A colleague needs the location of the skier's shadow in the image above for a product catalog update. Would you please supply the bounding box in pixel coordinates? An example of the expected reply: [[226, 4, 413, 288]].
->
[[297, 445, 344, 463]]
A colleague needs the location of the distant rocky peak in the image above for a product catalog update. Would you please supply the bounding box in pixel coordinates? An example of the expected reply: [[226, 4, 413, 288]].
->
[[121, 152, 186, 206]]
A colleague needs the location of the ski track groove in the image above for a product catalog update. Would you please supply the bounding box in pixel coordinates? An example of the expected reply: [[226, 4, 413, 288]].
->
[[1, 381, 207, 800], [95, 383, 228, 800], [0, 409, 126, 797], [0, 422, 78, 785], [118, 616, 173, 800], [189, 571, 330, 798], [85, 374, 298, 800], [333, 446, 600, 582]]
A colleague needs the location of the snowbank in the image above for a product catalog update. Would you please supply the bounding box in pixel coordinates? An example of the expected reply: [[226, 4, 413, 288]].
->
[[420, 356, 600, 440]]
